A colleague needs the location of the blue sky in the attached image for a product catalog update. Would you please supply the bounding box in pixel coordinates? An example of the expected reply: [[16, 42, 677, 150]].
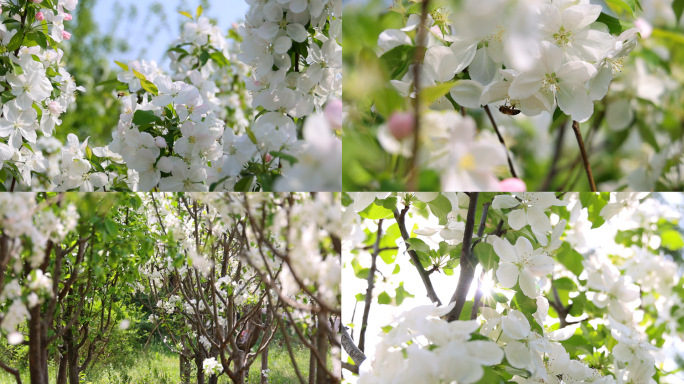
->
[[93, 0, 249, 70]]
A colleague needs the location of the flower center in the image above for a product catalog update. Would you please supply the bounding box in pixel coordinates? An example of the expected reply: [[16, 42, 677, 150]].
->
[[459, 153, 476, 171], [553, 26, 574, 47], [541, 73, 559, 95]]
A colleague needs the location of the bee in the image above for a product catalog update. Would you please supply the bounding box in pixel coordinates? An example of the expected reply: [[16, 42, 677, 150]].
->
[[498, 103, 521, 116], [116, 92, 126, 98]]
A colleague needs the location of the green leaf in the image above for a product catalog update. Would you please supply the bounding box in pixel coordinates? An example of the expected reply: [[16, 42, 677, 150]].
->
[[196, 5, 203, 18], [674, 0, 684, 23], [269, 151, 298, 166], [661, 230, 684, 250], [405, 237, 430, 253], [209, 175, 231, 191], [552, 106, 567, 124], [357, 200, 394, 220], [596, 12, 636, 35], [378, 223, 401, 264], [209, 52, 229, 67], [140, 79, 159, 96], [199, 50, 211, 67], [95, 78, 121, 88], [114, 60, 129, 71], [378, 291, 391, 305], [395, 283, 414, 305], [580, 192, 608, 229], [178, 11, 194, 19], [637, 120, 660, 151], [459, 301, 474, 320], [132, 110, 161, 126], [382, 197, 398, 210], [553, 277, 577, 292], [605, 0, 638, 18], [379, 45, 415, 80], [6, 29, 25, 52], [234, 175, 254, 192], [245, 127, 258, 145], [427, 193, 452, 225], [355, 293, 366, 302], [474, 366, 505, 384], [557, 242, 584, 276], [473, 242, 499, 271], [421, 81, 457, 106]]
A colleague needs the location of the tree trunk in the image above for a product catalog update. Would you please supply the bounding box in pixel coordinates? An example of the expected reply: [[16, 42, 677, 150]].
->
[[233, 350, 246, 384], [308, 326, 316, 384], [28, 306, 46, 384], [195, 351, 206, 384], [315, 310, 328, 384], [180, 336, 191, 384], [260, 344, 269, 384], [65, 327, 80, 384], [56, 347, 68, 384]]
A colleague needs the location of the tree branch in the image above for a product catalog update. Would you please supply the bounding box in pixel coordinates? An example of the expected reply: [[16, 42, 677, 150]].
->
[[541, 121, 566, 190], [340, 326, 366, 366], [470, 202, 490, 320], [446, 193, 479, 322], [571, 120, 596, 192], [484, 105, 518, 178], [406, 0, 430, 190], [358, 219, 383, 352], [393, 207, 441, 305]]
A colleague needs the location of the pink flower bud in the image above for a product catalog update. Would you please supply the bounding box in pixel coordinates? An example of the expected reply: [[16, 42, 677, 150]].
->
[[498, 178, 527, 192], [387, 111, 414, 140], [264, 153, 273, 162], [48, 101, 61, 115], [29, 0, 43, 3], [634, 18, 652, 39], [155, 137, 167, 148], [62, 31, 71, 40], [64, 13, 73, 21], [324, 98, 342, 129], [35, 12, 45, 21]]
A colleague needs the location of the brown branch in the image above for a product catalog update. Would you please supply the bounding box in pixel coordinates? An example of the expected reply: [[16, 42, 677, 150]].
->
[[571, 120, 597, 192], [0, 359, 21, 384], [393, 207, 441, 305], [358, 219, 383, 352], [541, 121, 566, 190], [470, 202, 490, 320], [406, 0, 430, 190], [484, 105, 518, 178], [445, 192, 479, 322], [341, 326, 366, 366]]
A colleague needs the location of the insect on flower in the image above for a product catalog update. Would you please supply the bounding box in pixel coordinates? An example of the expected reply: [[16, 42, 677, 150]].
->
[[498, 101, 521, 116]]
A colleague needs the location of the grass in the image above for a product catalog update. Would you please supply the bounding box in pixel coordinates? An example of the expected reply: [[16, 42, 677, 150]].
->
[[0, 336, 329, 384]]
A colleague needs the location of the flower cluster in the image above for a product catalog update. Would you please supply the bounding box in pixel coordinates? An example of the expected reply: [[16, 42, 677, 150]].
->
[[1, 4, 341, 192], [0, 0, 82, 189]]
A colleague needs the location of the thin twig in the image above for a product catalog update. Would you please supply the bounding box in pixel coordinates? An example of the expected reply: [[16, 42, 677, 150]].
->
[[393, 206, 442, 305], [571, 120, 597, 192], [446, 192, 479, 322], [541, 121, 566, 190], [407, 0, 430, 190], [484, 105, 518, 178], [470, 203, 490, 320], [358, 219, 383, 352]]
